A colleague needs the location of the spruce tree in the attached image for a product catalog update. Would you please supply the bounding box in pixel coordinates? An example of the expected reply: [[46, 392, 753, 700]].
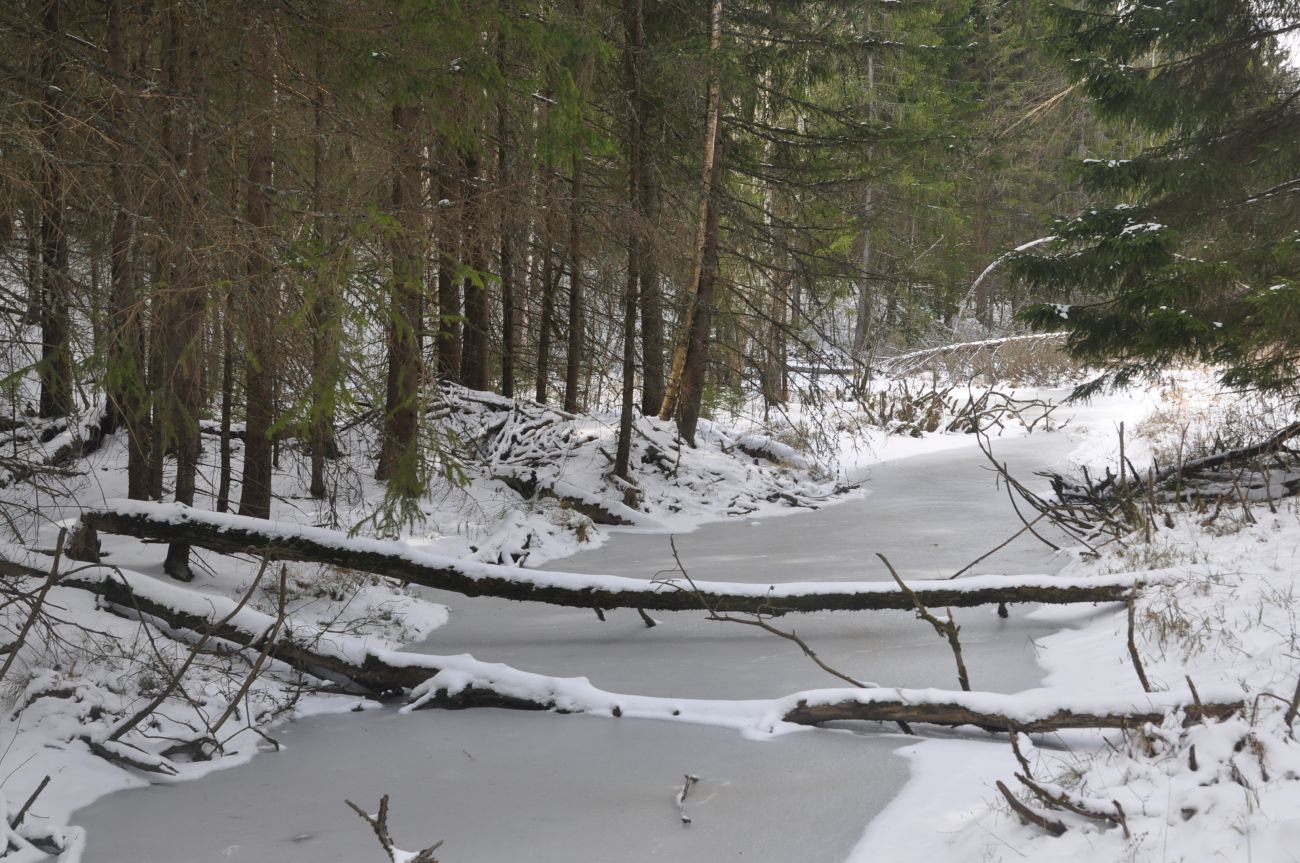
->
[[1016, 0, 1300, 395]]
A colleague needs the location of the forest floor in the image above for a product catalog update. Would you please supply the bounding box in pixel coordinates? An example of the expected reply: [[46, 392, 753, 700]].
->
[[1, 367, 1298, 862]]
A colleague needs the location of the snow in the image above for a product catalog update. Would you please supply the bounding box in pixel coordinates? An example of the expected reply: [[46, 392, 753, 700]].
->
[[851, 375, 1300, 863], [3, 369, 1297, 863]]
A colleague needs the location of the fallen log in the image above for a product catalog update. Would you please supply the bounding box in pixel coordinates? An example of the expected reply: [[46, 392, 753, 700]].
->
[[0, 549, 1240, 736], [80, 500, 1157, 615], [1154, 420, 1300, 485], [779, 690, 1242, 732], [0, 553, 430, 696]]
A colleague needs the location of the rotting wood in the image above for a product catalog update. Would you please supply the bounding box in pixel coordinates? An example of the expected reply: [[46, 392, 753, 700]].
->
[[79, 503, 1151, 615]]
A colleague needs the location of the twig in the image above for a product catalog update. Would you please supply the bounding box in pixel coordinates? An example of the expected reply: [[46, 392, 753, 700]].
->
[[1126, 591, 1153, 693], [9, 775, 50, 829], [1285, 674, 1300, 729], [1008, 731, 1033, 775], [1015, 772, 1130, 838], [1185, 675, 1204, 717], [345, 794, 443, 863], [878, 553, 970, 691], [949, 512, 1051, 579], [0, 529, 66, 684], [676, 773, 699, 824], [996, 780, 1065, 837], [667, 540, 911, 734], [211, 564, 291, 742], [669, 542, 863, 688]]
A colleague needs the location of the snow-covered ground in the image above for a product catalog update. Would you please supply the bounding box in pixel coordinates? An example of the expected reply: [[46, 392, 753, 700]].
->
[[854, 376, 1300, 863], [2, 370, 1298, 862]]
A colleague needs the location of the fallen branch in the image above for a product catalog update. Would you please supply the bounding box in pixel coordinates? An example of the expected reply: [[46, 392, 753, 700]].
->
[[345, 795, 442, 863], [1152, 421, 1300, 488], [997, 780, 1065, 837], [1126, 591, 1153, 693], [879, 553, 971, 691], [1015, 772, 1130, 838], [80, 501, 1154, 615]]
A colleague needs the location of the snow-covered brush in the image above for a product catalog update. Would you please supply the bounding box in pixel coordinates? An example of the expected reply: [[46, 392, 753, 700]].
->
[[859, 378, 1060, 439], [1024, 420, 1300, 549], [876, 332, 1075, 386]]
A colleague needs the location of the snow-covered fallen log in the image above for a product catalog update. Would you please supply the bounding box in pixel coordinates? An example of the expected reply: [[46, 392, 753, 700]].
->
[[0, 547, 1239, 739], [779, 689, 1241, 731], [81, 500, 1157, 613]]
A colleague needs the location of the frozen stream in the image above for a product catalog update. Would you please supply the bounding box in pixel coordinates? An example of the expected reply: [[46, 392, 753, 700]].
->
[[75, 432, 1082, 862]]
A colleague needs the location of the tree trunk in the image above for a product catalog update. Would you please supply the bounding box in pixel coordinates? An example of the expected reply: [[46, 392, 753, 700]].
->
[[852, 23, 877, 359], [435, 152, 462, 382], [308, 42, 340, 500], [675, 127, 725, 446], [562, 156, 585, 413], [659, 0, 723, 423], [535, 169, 557, 404], [375, 103, 424, 489], [37, 0, 74, 421], [238, 15, 276, 519], [215, 297, 234, 512], [636, 4, 665, 416], [160, 6, 208, 581], [562, 0, 592, 414], [638, 184, 664, 415], [459, 153, 490, 391], [615, 0, 645, 482], [497, 77, 516, 400], [105, 0, 152, 500]]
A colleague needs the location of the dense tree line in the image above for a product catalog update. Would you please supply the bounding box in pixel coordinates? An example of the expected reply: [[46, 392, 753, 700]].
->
[[0, 0, 1124, 571]]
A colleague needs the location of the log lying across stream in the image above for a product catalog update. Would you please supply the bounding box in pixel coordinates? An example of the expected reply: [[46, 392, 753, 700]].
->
[[0, 549, 1240, 736], [79, 500, 1158, 615]]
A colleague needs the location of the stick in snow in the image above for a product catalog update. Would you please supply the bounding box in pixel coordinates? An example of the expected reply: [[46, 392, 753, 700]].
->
[[676, 774, 699, 825]]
